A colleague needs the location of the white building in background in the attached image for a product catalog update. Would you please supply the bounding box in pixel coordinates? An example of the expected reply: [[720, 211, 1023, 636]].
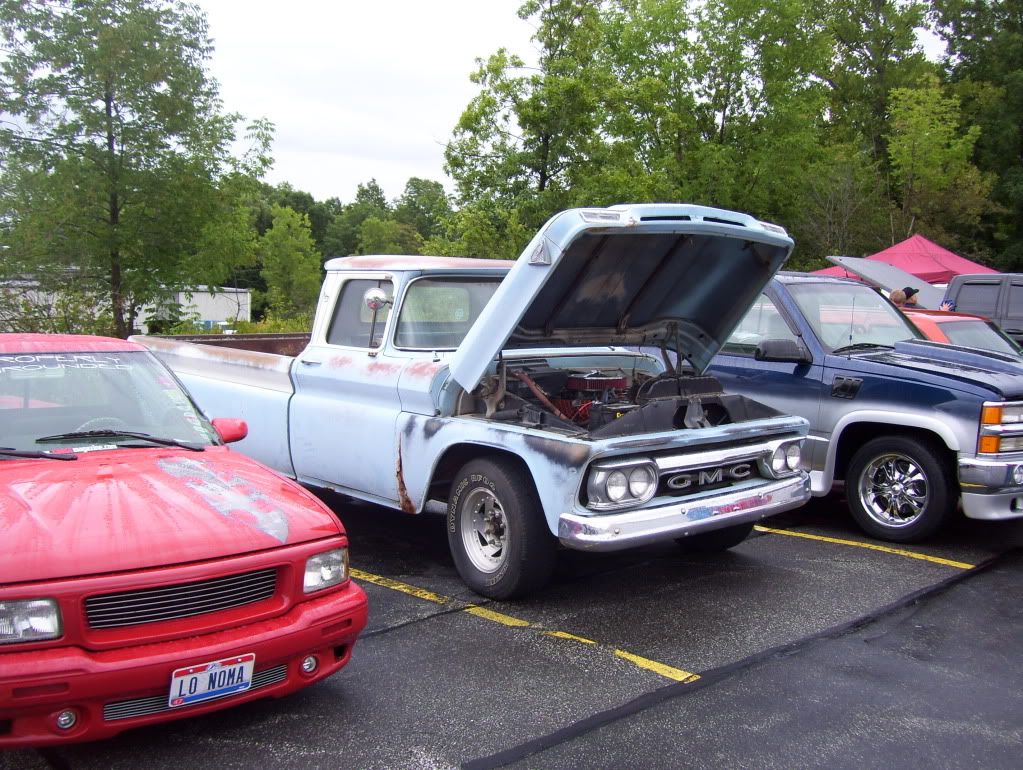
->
[[0, 278, 251, 333], [136, 286, 252, 332]]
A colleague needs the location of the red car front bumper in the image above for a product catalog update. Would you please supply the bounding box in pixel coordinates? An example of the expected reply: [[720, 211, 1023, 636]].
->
[[0, 580, 367, 747]]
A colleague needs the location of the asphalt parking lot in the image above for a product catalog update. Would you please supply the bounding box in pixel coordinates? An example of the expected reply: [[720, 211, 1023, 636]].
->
[[3, 495, 1021, 770]]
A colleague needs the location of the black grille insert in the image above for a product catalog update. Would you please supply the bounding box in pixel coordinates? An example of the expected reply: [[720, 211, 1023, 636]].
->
[[86, 568, 278, 629]]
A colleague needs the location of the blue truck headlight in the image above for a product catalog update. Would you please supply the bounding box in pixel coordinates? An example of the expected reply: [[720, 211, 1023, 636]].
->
[[0, 599, 63, 645], [303, 548, 348, 593], [587, 459, 658, 510]]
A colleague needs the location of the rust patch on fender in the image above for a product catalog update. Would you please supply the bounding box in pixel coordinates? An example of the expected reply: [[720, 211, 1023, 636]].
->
[[405, 360, 443, 379], [395, 443, 416, 513]]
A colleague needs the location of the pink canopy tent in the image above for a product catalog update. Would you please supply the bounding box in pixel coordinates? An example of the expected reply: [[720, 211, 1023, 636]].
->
[[813, 234, 997, 284]]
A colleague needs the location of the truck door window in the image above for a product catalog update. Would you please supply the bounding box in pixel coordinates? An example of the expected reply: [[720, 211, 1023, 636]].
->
[[955, 282, 1000, 317], [721, 294, 797, 356], [394, 278, 502, 350], [1007, 283, 1023, 319], [326, 279, 394, 348]]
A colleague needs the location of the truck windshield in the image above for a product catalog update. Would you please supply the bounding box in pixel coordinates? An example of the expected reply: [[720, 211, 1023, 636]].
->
[[394, 277, 503, 350], [942, 320, 1023, 357], [0, 350, 219, 453], [788, 282, 922, 353]]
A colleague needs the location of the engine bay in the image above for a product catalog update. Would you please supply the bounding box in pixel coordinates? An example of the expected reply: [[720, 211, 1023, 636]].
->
[[468, 357, 782, 438]]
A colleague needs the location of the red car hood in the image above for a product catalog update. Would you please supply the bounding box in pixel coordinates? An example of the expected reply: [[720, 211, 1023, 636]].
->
[[1, 447, 342, 583]]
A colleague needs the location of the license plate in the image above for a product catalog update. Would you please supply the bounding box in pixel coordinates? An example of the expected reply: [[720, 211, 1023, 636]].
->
[[168, 653, 255, 708]]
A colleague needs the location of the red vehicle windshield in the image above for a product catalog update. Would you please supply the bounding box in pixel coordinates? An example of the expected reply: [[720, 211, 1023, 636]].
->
[[939, 319, 1022, 357], [0, 350, 219, 452]]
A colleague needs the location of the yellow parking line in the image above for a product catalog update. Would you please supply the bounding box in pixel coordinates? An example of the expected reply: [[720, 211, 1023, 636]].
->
[[351, 568, 699, 683], [544, 630, 597, 644], [464, 605, 532, 627], [613, 650, 700, 683], [349, 568, 449, 604], [753, 526, 976, 570]]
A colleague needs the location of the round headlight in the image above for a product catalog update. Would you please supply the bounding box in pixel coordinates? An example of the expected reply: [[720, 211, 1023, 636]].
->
[[771, 447, 787, 475], [785, 443, 801, 471], [1013, 465, 1023, 485], [628, 466, 655, 498], [606, 470, 629, 502]]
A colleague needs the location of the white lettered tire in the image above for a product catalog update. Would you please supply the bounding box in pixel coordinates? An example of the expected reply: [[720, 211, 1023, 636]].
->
[[447, 458, 556, 599]]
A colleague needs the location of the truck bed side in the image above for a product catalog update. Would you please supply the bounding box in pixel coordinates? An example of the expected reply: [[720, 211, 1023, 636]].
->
[[131, 335, 297, 477]]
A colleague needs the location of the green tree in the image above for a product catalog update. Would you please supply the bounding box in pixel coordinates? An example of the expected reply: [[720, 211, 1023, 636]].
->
[[424, 202, 532, 260], [359, 216, 423, 254], [823, 0, 934, 160], [886, 83, 992, 241], [394, 178, 453, 240], [322, 179, 390, 257], [0, 0, 266, 337], [790, 145, 891, 266], [445, 0, 610, 227], [258, 205, 322, 320], [933, 0, 1023, 267]]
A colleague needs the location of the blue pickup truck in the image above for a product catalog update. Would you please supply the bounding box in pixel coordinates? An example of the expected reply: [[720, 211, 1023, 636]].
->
[[708, 273, 1023, 542]]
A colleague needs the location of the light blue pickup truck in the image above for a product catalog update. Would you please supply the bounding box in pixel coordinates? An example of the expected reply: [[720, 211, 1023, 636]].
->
[[137, 204, 811, 598]]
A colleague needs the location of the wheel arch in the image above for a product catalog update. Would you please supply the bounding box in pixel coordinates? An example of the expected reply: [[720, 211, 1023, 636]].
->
[[829, 417, 958, 482], [427, 443, 536, 504]]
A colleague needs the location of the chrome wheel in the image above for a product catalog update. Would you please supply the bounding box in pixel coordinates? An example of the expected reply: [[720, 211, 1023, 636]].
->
[[460, 487, 508, 574], [857, 452, 929, 529]]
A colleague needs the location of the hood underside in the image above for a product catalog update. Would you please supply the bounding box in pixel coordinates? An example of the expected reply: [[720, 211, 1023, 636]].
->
[[449, 204, 794, 392]]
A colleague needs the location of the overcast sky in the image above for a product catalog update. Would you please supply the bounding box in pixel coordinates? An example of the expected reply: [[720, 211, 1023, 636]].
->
[[199, 0, 537, 204]]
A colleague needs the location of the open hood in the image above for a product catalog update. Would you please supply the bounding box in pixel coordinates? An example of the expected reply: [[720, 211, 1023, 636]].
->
[[449, 204, 794, 392], [825, 256, 946, 309]]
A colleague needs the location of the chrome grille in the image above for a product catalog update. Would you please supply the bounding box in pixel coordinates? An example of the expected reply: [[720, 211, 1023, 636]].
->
[[656, 461, 764, 498], [86, 568, 278, 629], [102, 665, 287, 721]]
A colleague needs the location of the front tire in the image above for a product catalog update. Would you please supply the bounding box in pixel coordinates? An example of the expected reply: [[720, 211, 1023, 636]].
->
[[846, 436, 955, 542], [447, 458, 556, 599]]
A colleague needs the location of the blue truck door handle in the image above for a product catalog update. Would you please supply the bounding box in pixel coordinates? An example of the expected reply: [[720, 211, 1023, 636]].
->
[[300, 359, 322, 366]]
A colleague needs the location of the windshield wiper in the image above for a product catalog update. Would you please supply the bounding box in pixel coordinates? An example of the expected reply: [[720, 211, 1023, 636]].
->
[[0, 447, 78, 461], [831, 343, 895, 355], [35, 430, 206, 452]]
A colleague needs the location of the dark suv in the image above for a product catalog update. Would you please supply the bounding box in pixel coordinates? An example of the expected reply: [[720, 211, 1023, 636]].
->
[[943, 273, 1023, 344]]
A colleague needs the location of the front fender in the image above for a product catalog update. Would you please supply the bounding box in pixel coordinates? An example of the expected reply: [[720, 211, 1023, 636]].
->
[[822, 409, 965, 489]]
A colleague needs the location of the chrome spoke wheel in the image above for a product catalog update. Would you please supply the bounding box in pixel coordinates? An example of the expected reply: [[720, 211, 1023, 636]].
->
[[857, 452, 929, 529], [460, 487, 508, 574]]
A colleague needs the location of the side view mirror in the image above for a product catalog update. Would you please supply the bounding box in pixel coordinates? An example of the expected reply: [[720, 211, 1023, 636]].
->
[[364, 287, 393, 312], [755, 339, 812, 364], [211, 417, 248, 444]]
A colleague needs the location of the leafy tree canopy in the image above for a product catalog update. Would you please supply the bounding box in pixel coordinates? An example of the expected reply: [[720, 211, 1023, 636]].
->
[[0, 0, 270, 336]]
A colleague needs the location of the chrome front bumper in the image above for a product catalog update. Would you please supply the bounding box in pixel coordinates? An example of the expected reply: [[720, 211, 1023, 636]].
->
[[959, 456, 1023, 521], [557, 473, 811, 551]]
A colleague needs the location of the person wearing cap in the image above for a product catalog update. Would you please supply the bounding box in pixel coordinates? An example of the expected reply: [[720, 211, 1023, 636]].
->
[[889, 287, 919, 307]]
